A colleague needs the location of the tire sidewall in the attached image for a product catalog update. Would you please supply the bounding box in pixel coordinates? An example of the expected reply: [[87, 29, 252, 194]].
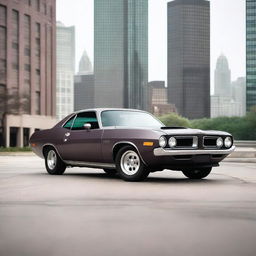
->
[[45, 148, 66, 175]]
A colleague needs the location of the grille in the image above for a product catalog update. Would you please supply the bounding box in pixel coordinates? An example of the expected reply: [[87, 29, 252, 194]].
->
[[203, 136, 218, 147], [173, 136, 198, 148], [176, 138, 193, 147]]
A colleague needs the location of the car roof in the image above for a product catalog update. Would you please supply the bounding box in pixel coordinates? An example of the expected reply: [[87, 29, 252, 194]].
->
[[74, 108, 147, 114]]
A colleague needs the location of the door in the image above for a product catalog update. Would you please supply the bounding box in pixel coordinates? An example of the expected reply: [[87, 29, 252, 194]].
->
[[60, 111, 103, 162]]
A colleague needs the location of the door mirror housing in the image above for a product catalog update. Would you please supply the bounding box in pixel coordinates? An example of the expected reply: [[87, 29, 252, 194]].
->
[[83, 123, 91, 130]]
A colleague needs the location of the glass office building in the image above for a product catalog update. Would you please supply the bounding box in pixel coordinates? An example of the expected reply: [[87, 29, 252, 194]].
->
[[246, 0, 256, 111], [167, 0, 210, 119], [56, 22, 75, 120], [94, 0, 148, 110]]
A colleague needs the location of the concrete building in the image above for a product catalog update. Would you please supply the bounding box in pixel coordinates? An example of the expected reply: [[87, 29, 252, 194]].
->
[[167, 0, 210, 119], [232, 77, 246, 116], [214, 54, 231, 97], [74, 74, 94, 111], [246, 0, 256, 112], [211, 96, 244, 118], [94, 0, 148, 110], [148, 81, 177, 116], [211, 54, 246, 117], [0, 0, 57, 147], [56, 22, 75, 120], [74, 51, 94, 111]]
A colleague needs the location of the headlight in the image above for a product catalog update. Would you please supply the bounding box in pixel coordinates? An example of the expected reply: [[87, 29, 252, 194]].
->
[[159, 136, 167, 148], [224, 137, 232, 148], [216, 137, 223, 148], [168, 137, 177, 148]]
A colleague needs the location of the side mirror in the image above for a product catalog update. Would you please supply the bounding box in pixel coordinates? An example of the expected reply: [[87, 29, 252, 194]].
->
[[83, 123, 91, 130]]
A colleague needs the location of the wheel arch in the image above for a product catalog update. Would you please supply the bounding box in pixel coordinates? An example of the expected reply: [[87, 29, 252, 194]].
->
[[42, 144, 63, 161], [112, 141, 147, 165]]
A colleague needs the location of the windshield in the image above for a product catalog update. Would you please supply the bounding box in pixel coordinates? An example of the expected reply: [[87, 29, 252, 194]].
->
[[101, 110, 164, 128]]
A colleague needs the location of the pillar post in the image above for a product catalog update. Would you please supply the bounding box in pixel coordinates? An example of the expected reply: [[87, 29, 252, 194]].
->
[[6, 125, 10, 147], [17, 127, 24, 147]]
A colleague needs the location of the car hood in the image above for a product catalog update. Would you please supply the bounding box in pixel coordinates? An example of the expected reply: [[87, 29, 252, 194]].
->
[[154, 127, 231, 136]]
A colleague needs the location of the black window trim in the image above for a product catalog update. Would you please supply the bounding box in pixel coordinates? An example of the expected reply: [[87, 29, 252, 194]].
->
[[62, 114, 77, 130], [70, 111, 100, 131]]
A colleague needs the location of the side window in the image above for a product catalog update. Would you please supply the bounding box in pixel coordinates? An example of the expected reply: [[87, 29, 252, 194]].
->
[[63, 115, 75, 129], [71, 112, 99, 130]]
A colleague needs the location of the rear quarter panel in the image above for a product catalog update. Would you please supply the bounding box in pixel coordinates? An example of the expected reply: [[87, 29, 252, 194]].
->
[[29, 128, 64, 158]]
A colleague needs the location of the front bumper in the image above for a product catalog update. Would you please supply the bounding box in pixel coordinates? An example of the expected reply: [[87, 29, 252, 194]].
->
[[153, 146, 236, 156]]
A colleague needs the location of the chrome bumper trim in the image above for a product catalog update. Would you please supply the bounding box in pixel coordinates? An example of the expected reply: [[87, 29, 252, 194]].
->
[[153, 146, 236, 156]]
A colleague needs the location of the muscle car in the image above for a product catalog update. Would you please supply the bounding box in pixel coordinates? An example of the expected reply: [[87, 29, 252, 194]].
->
[[30, 108, 235, 181]]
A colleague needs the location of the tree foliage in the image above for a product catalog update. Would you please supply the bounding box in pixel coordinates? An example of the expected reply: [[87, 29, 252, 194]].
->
[[159, 112, 190, 127], [0, 88, 30, 146], [159, 111, 256, 140]]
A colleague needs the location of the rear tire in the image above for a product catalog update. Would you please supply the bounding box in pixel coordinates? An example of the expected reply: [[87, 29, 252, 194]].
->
[[182, 167, 212, 179], [44, 148, 66, 175], [116, 146, 149, 182], [103, 169, 117, 175]]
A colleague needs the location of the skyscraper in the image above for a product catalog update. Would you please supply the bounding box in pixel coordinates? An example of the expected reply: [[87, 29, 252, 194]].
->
[[232, 77, 246, 116], [56, 22, 75, 120], [94, 0, 148, 110], [167, 0, 210, 119], [74, 51, 94, 111], [78, 50, 93, 75], [214, 55, 231, 97], [211, 55, 246, 118], [246, 0, 256, 112], [0, 0, 57, 147]]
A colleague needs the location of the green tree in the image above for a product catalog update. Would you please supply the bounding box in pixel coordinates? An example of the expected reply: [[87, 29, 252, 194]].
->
[[159, 112, 190, 127], [0, 88, 30, 147]]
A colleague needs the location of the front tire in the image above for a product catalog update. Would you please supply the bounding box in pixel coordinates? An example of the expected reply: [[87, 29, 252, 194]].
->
[[44, 148, 66, 175], [116, 146, 149, 182], [182, 167, 212, 179]]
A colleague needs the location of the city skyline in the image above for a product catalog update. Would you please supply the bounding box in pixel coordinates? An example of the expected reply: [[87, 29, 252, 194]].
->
[[57, 0, 245, 92]]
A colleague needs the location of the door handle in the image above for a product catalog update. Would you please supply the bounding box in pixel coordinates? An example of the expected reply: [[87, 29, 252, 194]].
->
[[65, 132, 70, 137]]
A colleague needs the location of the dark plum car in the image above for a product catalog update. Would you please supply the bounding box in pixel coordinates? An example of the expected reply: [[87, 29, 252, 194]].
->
[[30, 108, 235, 181]]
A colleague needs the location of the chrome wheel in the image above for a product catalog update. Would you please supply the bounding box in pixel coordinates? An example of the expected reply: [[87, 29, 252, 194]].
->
[[120, 150, 140, 175], [47, 150, 57, 170]]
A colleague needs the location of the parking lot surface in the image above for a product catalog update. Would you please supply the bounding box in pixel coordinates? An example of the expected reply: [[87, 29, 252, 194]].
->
[[0, 156, 256, 256]]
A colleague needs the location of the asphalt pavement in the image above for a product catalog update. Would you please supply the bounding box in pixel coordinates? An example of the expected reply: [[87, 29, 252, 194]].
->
[[0, 155, 256, 256]]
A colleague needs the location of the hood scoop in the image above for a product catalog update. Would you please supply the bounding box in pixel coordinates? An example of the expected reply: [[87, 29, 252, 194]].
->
[[161, 126, 187, 130]]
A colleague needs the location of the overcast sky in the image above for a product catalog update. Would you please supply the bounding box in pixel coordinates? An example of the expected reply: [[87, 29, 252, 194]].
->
[[56, 0, 245, 92]]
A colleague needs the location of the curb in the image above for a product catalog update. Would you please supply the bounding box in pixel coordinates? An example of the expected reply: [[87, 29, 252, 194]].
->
[[0, 152, 34, 156], [223, 158, 256, 163]]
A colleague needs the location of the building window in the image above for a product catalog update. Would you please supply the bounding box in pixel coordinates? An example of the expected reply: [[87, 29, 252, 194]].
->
[[12, 42, 18, 49], [24, 47, 30, 56], [24, 64, 30, 71], [43, 3, 47, 15], [0, 5, 7, 26], [35, 91, 40, 114], [36, 0, 40, 12], [12, 63, 19, 70], [0, 59, 6, 81], [35, 23, 40, 38]]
